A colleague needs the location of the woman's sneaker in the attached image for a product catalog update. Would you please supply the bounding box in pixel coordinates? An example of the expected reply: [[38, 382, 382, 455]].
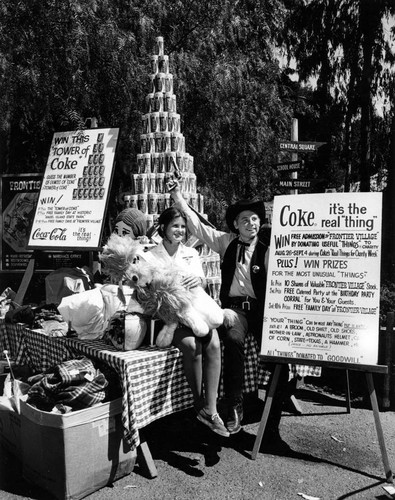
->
[[197, 408, 230, 437]]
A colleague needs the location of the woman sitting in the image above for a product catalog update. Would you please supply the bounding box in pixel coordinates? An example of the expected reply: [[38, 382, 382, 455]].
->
[[140, 206, 229, 437]]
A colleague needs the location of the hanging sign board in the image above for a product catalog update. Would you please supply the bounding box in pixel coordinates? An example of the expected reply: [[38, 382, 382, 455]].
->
[[279, 140, 326, 152], [28, 128, 119, 251], [261, 192, 382, 367], [279, 179, 324, 189], [274, 160, 304, 173]]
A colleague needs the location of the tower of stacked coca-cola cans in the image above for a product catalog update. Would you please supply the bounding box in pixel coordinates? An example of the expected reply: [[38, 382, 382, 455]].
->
[[124, 36, 221, 302], [123, 37, 200, 228]]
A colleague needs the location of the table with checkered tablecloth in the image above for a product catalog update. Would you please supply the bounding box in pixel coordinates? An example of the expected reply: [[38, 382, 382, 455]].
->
[[0, 319, 71, 371], [0, 319, 321, 451], [0, 319, 193, 451], [64, 339, 194, 451]]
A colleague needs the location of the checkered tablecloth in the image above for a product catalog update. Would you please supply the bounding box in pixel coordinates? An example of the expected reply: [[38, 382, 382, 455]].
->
[[0, 319, 70, 371], [0, 319, 27, 365], [237, 334, 321, 391], [0, 318, 321, 451], [65, 339, 194, 451]]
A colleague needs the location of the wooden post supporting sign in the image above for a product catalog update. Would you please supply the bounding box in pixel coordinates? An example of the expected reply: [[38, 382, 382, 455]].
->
[[251, 359, 393, 483], [276, 120, 327, 194]]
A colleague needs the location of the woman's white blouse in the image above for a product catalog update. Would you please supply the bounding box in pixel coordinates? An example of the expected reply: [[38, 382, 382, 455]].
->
[[140, 241, 205, 278]]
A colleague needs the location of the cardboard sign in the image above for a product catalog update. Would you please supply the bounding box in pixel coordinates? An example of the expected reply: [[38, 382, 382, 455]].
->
[[28, 128, 119, 250], [261, 193, 382, 367]]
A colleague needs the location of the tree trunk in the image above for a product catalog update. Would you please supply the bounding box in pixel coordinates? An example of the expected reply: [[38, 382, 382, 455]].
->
[[358, 1, 380, 192]]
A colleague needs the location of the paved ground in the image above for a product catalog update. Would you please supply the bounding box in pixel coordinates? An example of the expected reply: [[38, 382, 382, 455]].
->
[[1, 380, 394, 500]]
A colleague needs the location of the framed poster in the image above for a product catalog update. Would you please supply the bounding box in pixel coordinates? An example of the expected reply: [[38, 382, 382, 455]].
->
[[28, 128, 119, 250], [1, 174, 41, 270], [0, 174, 91, 271], [261, 192, 382, 367]]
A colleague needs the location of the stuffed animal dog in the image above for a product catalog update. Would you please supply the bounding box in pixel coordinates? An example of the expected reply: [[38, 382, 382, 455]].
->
[[100, 234, 236, 347]]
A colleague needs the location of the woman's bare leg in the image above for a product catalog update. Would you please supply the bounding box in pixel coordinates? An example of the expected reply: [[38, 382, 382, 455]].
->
[[202, 329, 221, 414], [173, 327, 203, 407]]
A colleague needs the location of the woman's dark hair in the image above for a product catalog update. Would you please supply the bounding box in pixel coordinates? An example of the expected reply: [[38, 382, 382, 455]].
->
[[158, 206, 187, 238]]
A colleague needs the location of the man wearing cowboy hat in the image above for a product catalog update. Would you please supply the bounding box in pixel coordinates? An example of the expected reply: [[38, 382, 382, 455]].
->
[[170, 185, 289, 445]]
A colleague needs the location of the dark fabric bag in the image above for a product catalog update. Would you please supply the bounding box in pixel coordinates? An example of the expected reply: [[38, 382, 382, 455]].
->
[[45, 267, 95, 305], [5, 305, 35, 328]]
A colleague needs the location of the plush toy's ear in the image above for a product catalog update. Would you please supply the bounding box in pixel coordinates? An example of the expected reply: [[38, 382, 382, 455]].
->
[[100, 234, 141, 283]]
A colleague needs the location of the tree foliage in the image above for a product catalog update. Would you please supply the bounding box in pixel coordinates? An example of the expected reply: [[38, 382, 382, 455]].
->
[[281, 0, 395, 192], [0, 0, 393, 229]]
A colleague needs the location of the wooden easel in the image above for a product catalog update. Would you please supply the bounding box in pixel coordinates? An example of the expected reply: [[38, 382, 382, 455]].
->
[[251, 357, 393, 483], [15, 251, 39, 305]]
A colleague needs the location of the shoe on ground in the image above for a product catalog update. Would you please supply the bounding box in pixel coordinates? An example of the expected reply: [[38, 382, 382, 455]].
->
[[197, 408, 230, 437], [226, 402, 244, 434]]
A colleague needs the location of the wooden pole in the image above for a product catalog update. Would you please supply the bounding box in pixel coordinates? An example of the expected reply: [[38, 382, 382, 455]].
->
[[345, 370, 351, 413], [383, 312, 394, 409], [14, 252, 37, 305], [251, 364, 282, 460], [366, 372, 393, 482], [88, 117, 100, 276], [291, 118, 298, 195], [389, 107, 395, 281]]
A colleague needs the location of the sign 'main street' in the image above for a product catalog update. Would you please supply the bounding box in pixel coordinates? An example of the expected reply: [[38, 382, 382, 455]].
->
[[279, 140, 327, 152], [279, 179, 323, 189]]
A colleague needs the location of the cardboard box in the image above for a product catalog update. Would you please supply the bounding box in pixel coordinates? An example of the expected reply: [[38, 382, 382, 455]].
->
[[0, 398, 21, 457], [20, 398, 136, 500]]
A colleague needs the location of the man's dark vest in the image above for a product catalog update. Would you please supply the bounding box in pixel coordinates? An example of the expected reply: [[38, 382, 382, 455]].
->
[[219, 238, 268, 308]]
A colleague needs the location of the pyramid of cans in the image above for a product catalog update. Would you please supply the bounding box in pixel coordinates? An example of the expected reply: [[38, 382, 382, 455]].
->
[[126, 36, 221, 302]]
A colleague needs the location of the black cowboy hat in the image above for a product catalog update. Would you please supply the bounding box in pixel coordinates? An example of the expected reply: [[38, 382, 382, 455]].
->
[[225, 198, 266, 233]]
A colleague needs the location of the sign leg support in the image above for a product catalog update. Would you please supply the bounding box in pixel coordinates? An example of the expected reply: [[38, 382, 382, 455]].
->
[[15, 252, 37, 306], [251, 363, 282, 460], [345, 370, 351, 413], [365, 372, 393, 483], [137, 430, 158, 479]]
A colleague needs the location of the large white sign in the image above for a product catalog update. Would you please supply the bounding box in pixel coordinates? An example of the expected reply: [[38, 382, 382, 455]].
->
[[28, 128, 119, 250], [261, 192, 382, 367]]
